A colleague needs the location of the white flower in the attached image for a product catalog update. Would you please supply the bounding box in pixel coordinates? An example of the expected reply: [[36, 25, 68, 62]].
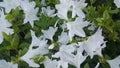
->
[[107, 55, 120, 68], [67, 17, 89, 40], [44, 57, 68, 68], [73, 52, 87, 68], [42, 27, 58, 40], [0, 9, 14, 44], [21, 30, 48, 67], [58, 31, 70, 45], [0, 60, 18, 68], [52, 44, 75, 67], [0, 0, 21, 13], [42, 6, 56, 17], [55, 0, 71, 20], [114, 0, 120, 8], [70, 0, 87, 18], [83, 28, 106, 58], [53, 43, 87, 68], [44, 57, 58, 68], [57, 60, 68, 68], [73, 42, 88, 68], [55, 0, 87, 19], [52, 44, 76, 58], [20, 0, 39, 27]]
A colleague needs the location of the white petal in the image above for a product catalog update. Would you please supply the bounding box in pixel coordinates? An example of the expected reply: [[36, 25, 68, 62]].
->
[[21, 0, 39, 27], [44, 57, 58, 68], [71, 0, 87, 18], [58, 31, 70, 45], [42, 6, 56, 17], [0, 9, 14, 44], [0, 0, 21, 13], [42, 27, 58, 40], [107, 55, 120, 68], [55, 0, 71, 20], [58, 61, 68, 68], [21, 30, 48, 67], [67, 17, 89, 40], [84, 28, 106, 58], [114, 0, 120, 8], [0, 60, 18, 68]]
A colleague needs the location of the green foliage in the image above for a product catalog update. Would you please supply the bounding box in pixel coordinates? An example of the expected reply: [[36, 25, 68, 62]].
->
[[46, 0, 60, 6], [0, 0, 120, 68], [35, 14, 58, 30], [32, 54, 45, 63], [33, 14, 61, 37], [0, 6, 31, 65], [84, 1, 120, 41], [6, 7, 24, 22], [2, 32, 12, 43], [18, 60, 29, 68], [84, 63, 90, 68]]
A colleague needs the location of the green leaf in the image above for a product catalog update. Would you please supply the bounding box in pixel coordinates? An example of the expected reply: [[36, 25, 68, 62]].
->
[[90, 0, 96, 4], [104, 55, 111, 60], [11, 34, 19, 49], [46, 0, 60, 5], [24, 32, 31, 39], [18, 48, 28, 57], [18, 60, 29, 68], [96, 18, 102, 24], [19, 42, 29, 57], [32, 54, 45, 63], [105, 24, 113, 33], [109, 9, 119, 14], [2, 32, 13, 43], [5, 13, 13, 20], [19, 42, 30, 49], [84, 63, 90, 68], [101, 62, 110, 68], [84, 6, 97, 21], [103, 10, 109, 20], [35, 14, 58, 29], [11, 56, 18, 63], [13, 26, 21, 33], [6, 7, 20, 21], [12, 7, 20, 18]]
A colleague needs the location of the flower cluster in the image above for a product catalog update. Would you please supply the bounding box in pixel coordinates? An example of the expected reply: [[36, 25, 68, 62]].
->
[[0, 0, 120, 68]]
